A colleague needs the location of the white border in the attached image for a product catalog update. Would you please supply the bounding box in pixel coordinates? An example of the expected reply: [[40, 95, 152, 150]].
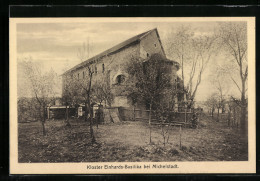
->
[[9, 17, 256, 174]]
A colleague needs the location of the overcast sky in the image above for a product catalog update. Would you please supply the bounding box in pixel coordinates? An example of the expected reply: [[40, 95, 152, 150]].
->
[[17, 21, 242, 101]]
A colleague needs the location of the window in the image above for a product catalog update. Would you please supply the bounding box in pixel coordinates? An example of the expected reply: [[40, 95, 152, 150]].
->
[[83, 71, 85, 78], [78, 73, 79, 80], [102, 63, 105, 73], [154, 43, 157, 47], [116, 75, 125, 85], [88, 68, 91, 75], [95, 66, 97, 74], [147, 53, 149, 57]]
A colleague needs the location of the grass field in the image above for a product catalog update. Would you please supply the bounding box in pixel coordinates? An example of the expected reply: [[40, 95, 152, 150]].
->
[[18, 114, 248, 162]]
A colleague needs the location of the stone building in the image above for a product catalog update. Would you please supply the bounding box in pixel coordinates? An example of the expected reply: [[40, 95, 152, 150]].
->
[[62, 28, 183, 110]]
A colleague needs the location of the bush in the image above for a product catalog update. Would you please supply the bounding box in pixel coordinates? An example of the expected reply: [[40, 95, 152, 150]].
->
[[18, 97, 41, 122], [168, 148, 179, 156]]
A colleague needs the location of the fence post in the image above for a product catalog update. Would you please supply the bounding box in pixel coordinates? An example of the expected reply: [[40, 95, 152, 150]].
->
[[179, 125, 182, 149], [149, 103, 152, 144], [133, 107, 136, 121], [185, 106, 187, 123], [47, 106, 50, 119]]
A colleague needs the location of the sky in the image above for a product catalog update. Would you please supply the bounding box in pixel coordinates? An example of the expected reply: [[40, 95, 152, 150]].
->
[[16, 21, 243, 101]]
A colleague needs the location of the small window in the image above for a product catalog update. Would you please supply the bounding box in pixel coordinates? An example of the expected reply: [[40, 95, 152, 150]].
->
[[116, 75, 125, 85], [154, 43, 157, 47], [88, 68, 92, 75], [78, 73, 79, 80], [147, 53, 149, 57], [95, 66, 97, 74], [83, 71, 85, 78], [102, 64, 105, 73]]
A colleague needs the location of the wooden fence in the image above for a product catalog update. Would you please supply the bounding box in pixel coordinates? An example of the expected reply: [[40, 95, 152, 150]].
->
[[118, 107, 193, 125]]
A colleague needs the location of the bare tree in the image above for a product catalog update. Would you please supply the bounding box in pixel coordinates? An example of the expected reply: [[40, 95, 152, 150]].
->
[[210, 66, 230, 121], [187, 35, 217, 106], [92, 76, 114, 107], [74, 42, 97, 143], [62, 73, 78, 127], [154, 101, 174, 146], [69, 65, 96, 143], [205, 94, 218, 118], [21, 58, 58, 136], [77, 42, 90, 62], [217, 22, 248, 134], [166, 25, 194, 90], [226, 97, 238, 128], [166, 26, 217, 107], [160, 123, 171, 147]]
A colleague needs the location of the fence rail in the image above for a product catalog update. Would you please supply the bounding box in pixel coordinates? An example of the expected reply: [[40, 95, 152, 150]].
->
[[118, 107, 193, 124]]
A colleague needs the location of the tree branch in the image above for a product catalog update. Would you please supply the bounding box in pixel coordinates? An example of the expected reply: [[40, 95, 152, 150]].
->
[[230, 76, 242, 93]]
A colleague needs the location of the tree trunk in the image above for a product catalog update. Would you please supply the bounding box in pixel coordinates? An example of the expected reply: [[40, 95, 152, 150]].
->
[[88, 102, 96, 144], [217, 108, 220, 122], [179, 126, 182, 149], [240, 79, 247, 135], [41, 121, 46, 136], [149, 101, 152, 144], [133, 107, 136, 121], [233, 107, 236, 127], [42, 106, 46, 136], [184, 105, 187, 123], [65, 105, 71, 127], [181, 55, 185, 91], [211, 109, 214, 118], [228, 108, 231, 127]]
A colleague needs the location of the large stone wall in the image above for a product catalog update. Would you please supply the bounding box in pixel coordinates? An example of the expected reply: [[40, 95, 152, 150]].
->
[[140, 30, 165, 59], [62, 43, 140, 108], [62, 29, 180, 109]]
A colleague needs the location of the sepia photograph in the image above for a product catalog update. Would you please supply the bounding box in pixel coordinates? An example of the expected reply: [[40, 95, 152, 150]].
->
[[9, 17, 255, 174]]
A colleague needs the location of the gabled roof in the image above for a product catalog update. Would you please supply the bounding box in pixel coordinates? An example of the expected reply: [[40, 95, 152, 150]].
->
[[63, 28, 165, 75]]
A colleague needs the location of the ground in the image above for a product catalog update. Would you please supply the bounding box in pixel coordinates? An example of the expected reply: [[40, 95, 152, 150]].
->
[[18, 114, 248, 162]]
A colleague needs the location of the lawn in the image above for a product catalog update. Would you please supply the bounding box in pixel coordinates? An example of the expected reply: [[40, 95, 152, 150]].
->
[[18, 114, 248, 162]]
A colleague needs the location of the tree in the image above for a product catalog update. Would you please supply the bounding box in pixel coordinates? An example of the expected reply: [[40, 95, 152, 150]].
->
[[166, 26, 217, 107], [217, 22, 248, 134], [226, 97, 240, 128], [21, 58, 58, 136], [187, 35, 217, 106], [165, 25, 194, 91], [210, 65, 230, 121], [125, 53, 174, 143], [205, 94, 218, 118], [69, 65, 96, 143], [62, 73, 78, 127], [92, 76, 114, 107], [73, 42, 96, 143]]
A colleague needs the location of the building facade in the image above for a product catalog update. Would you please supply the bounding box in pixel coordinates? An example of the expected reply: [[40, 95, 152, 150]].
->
[[62, 28, 182, 109]]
